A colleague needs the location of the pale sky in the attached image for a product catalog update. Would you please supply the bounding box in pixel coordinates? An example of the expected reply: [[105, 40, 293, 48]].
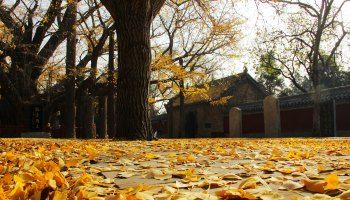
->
[[215, 0, 350, 79], [4, 0, 350, 80], [6, 0, 348, 112]]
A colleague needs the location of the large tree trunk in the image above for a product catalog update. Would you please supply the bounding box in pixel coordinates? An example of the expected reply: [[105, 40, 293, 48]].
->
[[100, 0, 166, 140], [113, 1, 153, 140], [107, 31, 116, 138], [1, 59, 37, 132], [64, 0, 77, 138], [9, 61, 37, 100], [0, 61, 24, 133]]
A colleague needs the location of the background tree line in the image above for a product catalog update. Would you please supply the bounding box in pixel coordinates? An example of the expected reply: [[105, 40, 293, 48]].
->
[[255, 0, 350, 135], [0, 0, 241, 139], [1, 0, 349, 139]]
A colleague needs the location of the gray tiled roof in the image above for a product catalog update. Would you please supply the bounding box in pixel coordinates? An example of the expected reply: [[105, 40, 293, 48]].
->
[[170, 72, 268, 107], [237, 85, 350, 113]]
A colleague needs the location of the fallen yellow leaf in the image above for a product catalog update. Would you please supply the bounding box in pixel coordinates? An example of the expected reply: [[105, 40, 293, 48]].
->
[[303, 179, 327, 193], [324, 173, 339, 190]]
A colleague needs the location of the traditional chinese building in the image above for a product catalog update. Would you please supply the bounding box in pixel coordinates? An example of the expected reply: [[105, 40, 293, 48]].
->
[[155, 74, 350, 138], [164, 72, 269, 138]]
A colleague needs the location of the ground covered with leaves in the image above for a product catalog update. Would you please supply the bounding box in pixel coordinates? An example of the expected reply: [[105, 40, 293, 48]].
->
[[0, 138, 350, 200]]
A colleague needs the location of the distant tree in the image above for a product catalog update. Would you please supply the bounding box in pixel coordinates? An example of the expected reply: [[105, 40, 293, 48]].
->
[[0, 0, 74, 126], [255, 51, 284, 95], [77, 2, 114, 139], [150, 0, 241, 137], [318, 54, 350, 89], [256, 51, 350, 96], [0, 0, 109, 133], [258, 0, 349, 135], [280, 55, 350, 96]]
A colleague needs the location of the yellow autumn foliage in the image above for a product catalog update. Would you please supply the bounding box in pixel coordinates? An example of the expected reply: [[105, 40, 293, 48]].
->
[[0, 138, 349, 199]]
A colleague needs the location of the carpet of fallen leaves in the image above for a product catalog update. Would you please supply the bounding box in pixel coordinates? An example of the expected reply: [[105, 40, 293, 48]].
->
[[0, 138, 350, 200]]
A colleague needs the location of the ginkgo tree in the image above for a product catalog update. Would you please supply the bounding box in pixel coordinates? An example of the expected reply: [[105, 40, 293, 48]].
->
[[0, 0, 114, 137], [0, 0, 82, 134], [149, 0, 241, 137], [74, 0, 114, 139], [257, 0, 350, 135]]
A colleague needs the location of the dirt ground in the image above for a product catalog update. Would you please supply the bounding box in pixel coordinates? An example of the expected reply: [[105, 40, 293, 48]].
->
[[0, 138, 350, 199]]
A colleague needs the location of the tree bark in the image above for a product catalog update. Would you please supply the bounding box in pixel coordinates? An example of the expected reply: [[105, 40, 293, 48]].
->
[[76, 92, 85, 138], [107, 31, 116, 138], [64, 0, 77, 138], [312, 63, 322, 137], [100, 0, 166, 140], [313, 83, 321, 137], [178, 57, 186, 138], [113, 1, 154, 140], [0, 64, 24, 135], [179, 79, 185, 138], [84, 96, 95, 139], [84, 42, 99, 139], [311, 23, 323, 136], [97, 96, 107, 138]]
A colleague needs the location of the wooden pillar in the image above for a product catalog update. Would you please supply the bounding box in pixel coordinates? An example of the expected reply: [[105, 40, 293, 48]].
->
[[229, 107, 242, 137], [264, 96, 281, 137], [97, 96, 107, 138]]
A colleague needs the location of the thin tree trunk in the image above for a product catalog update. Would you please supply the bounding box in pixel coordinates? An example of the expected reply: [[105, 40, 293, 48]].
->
[[179, 80, 185, 138], [80, 91, 89, 138], [114, 1, 153, 140], [167, 102, 174, 138], [64, 0, 77, 138], [312, 71, 322, 137], [311, 28, 323, 136], [97, 96, 107, 138], [84, 96, 94, 138], [107, 31, 116, 138], [75, 95, 84, 138], [84, 47, 99, 139]]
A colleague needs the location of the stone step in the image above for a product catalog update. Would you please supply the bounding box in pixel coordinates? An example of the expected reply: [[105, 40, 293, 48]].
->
[[21, 132, 51, 138]]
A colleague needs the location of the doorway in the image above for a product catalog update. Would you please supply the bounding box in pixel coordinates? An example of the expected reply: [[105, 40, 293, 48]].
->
[[185, 111, 198, 138]]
